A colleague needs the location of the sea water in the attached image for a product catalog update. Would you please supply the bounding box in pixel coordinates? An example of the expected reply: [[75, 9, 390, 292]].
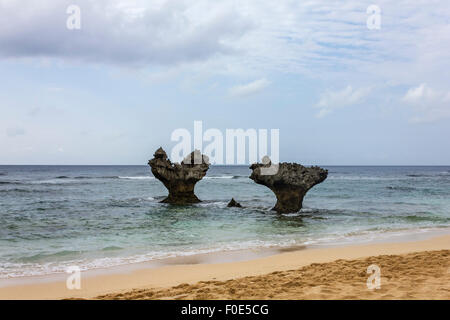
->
[[0, 165, 449, 278]]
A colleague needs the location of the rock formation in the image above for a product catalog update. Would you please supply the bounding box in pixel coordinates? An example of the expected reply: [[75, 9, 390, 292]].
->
[[227, 198, 242, 208], [148, 147, 209, 204], [250, 158, 327, 213]]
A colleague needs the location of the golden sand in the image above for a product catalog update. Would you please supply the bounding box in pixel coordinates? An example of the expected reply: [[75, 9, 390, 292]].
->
[[98, 250, 450, 300]]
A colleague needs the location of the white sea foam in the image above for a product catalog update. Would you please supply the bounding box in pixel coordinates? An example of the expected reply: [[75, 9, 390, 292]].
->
[[195, 201, 228, 208], [118, 176, 155, 180], [0, 239, 297, 279], [29, 179, 78, 184], [204, 176, 234, 179], [2, 227, 448, 279], [327, 176, 409, 181]]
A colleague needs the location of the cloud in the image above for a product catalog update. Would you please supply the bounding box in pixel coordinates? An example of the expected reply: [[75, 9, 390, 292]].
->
[[0, 0, 251, 66], [402, 83, 450, 123], [6, 127, 25, 137], [0, 0, 449, 89], [316, 85, 371, 118], [229, 78, 270, 97]]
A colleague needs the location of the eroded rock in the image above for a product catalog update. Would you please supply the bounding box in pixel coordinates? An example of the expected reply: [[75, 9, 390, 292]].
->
[[250, 160, 327, 213], [227, 198, 242, 208], [148, 147, 209, 204]]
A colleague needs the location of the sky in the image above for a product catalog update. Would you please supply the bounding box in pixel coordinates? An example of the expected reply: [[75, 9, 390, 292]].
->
[[0, 0, 449, 165]]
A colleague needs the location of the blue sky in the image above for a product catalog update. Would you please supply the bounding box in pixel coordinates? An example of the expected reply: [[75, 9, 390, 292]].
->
[[1, 0, 449, 165]]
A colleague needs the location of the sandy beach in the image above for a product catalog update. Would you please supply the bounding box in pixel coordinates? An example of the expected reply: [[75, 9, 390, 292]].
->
[[0, 233, 449, 300]]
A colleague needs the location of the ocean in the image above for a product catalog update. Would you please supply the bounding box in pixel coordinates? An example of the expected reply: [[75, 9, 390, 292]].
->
[[0, 165, 449, 279]]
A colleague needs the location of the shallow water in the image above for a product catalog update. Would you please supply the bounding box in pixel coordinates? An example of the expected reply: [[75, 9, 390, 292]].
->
[[0, 165, 449, 278]]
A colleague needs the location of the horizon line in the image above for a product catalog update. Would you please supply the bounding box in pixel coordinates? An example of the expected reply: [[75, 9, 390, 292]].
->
[[1, 164, 449, 167]]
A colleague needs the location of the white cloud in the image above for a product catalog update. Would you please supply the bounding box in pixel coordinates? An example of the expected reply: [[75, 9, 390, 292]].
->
[[316, 85, 371, 118], [0, 0, 251, 66], [229, 78, 270, 97], [403, 83, 437, 104], [402, 83, 450, 123], [0, 0, 447, 85]]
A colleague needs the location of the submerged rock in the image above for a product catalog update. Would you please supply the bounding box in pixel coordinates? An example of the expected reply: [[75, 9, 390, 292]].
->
[[227, 198, 242, 208], [250, 159, 327, 213], [148, 147, 209, 204]]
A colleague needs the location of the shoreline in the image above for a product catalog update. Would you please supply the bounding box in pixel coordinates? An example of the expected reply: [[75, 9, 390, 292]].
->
[[1, 226, 448, 286], [0, 230, 449, 299]]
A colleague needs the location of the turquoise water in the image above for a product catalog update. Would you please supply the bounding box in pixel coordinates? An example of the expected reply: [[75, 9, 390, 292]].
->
[[0, 165, 449, 278]]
